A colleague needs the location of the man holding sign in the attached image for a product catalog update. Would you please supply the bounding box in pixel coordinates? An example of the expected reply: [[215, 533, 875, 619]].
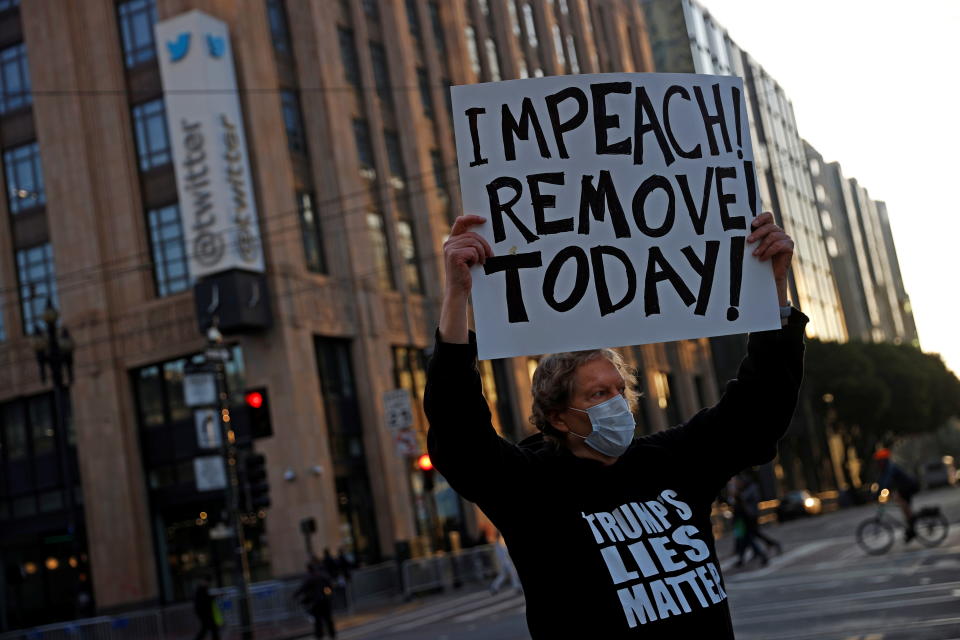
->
[[424, 73, 806, 638]]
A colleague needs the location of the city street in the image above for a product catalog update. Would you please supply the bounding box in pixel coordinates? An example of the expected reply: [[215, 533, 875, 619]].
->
[[331, 487, 960, 640]]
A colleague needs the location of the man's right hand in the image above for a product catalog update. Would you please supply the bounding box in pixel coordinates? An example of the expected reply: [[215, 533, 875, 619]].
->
[[439, 215, 493, 343], [443, 215, 494, 296]]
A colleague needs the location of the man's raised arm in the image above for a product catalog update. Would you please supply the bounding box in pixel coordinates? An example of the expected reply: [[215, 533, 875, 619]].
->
[[424, 216, 532, 507]]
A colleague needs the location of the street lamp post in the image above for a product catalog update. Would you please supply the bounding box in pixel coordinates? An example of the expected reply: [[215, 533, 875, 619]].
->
[[32, 302, 77, 540], [206, 325, 254, 640]]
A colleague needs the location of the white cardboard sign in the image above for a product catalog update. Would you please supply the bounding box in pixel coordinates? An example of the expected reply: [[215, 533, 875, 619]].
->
[[451, 73, 781, 359]]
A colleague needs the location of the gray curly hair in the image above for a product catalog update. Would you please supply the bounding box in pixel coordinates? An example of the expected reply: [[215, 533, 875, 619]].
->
[[529, 348, 638, 442]]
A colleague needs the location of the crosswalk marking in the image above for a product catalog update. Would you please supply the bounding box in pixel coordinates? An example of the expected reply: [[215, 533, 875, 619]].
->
[[453, 595, 525, 623], [339, 589, 507, 638], [391, 590, 521, 632]]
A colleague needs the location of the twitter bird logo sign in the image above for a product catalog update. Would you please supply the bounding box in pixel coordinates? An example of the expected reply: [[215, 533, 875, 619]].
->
[[155, 9, 267, 279], [206, 34, 226, 58], [167, 32, 191, 62]]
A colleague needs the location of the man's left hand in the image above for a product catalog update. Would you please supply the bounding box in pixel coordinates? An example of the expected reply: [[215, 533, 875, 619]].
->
[[747, 211, 794, 281]]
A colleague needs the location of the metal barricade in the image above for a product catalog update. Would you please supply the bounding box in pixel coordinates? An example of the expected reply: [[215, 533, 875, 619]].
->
[[0, 611, 164, 640], [401, 555, 447, 598], [346, 561, 401, 609]]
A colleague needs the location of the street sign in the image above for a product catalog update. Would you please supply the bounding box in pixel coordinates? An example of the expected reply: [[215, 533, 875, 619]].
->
[[205, 347, 232, 362], [194, 408, 222, 449], [383, 389, 414, 431], [184, 371, 218, 407], [394, 427, 418, 457], [194, 455, 227, 491]]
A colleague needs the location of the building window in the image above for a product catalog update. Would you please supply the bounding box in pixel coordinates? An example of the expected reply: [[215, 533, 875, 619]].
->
[[552, 24, 565, 68], [338, 28, 361, 89], [465, 26, 481, 76], [147, 204, 190, 297], [392, 346, 428, 435], [5, 141, 45, 214], [428, 1, 445, 52], [508, 0, 521, 36], [442, 77, 453, 122], [826, 236, 839, 258], [485, 38, 501, 81], [0, 43, 30, 114], [369, 42, 391, 106], [117, 0, 158, 68], [366, 212, 394, 290], [353, 119, 375, 174], [280, 90, 308, 154], [431, 148, 447, 198], [0, 306, 5, 341], [0, 0, 20, 12], [416, 67, 433, 119], [384, 131, 405, 188], [266, 0, 292, 55], [131, 98, 171, 171], [522, 3, 538, 47], [396, 217, 422, 293], [566, 34, 580, 74], [297, 191, 326, 273], [313, 337, 382, 564], [405, 0, 421, 39], [0, 393, 77, 526], [16, 243, 57, 334]]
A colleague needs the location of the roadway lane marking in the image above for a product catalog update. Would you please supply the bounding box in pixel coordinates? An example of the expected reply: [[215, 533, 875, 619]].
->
[[453, 595, 526, 623], [391, 591, 522, 632], [741, 614, 960, 640], [339, 589, 512, 638], [735, 593, 960, 625], [730, 540, 833, 579], [732, 579, 960, 614]]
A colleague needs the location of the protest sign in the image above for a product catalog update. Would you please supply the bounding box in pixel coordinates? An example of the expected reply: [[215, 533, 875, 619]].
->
[[451, 73, 781, 360]]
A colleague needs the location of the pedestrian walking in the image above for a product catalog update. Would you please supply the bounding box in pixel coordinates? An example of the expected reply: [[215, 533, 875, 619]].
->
[[739, 472, 782, 556], [294, 563, 337, 639], [489, 531, 521, 594], [425, 211, 803, 638], [322, 548, 340, 583], [335, 547, 353, 586], [192, 576, 221, 640], [732, 479, 768, 568]]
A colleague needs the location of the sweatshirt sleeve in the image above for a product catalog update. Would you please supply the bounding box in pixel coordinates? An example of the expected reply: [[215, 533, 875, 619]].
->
[[645, 308, 808, 491], [424, 330, 536, 508]]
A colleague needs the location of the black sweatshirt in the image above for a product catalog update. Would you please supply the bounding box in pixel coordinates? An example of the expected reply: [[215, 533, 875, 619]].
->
[[424, 309, 807, 639]]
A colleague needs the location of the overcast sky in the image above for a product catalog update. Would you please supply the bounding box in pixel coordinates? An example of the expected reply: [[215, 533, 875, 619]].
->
[[699, 0, 960, 373]]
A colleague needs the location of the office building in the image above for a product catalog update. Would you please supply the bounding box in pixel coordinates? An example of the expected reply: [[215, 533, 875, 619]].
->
[[0, 0, 721, 629]]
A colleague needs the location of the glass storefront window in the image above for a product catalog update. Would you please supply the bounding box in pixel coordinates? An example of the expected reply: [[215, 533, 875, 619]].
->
[[3, 401, 27, 460], [28, 395, 54, 456]]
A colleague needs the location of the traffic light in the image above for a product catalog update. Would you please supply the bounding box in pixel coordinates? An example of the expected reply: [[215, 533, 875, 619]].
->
[[244, 387, 273, 439], [416, 454, 435, 492], [245, 452, 271, 510]]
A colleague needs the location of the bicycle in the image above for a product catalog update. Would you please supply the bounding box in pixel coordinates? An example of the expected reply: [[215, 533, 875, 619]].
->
[[855, 501, 949, 555]]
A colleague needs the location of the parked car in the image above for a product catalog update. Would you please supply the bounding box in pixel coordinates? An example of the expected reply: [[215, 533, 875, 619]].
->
[[921, 456, 957, 490], [777, 490, 822, 521]]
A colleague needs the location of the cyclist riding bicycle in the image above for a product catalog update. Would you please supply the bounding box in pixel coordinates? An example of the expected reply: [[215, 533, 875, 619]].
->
[[874, 448, 920, 541]]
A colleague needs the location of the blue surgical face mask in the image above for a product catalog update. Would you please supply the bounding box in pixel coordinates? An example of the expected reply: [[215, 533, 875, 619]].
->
[[567, 394, 636, 457]]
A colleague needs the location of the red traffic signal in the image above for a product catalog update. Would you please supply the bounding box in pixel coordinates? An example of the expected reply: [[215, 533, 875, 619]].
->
[[244, 388, 272, 439], [416, 454, 433, 472], [245, 390, 264, 409]]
